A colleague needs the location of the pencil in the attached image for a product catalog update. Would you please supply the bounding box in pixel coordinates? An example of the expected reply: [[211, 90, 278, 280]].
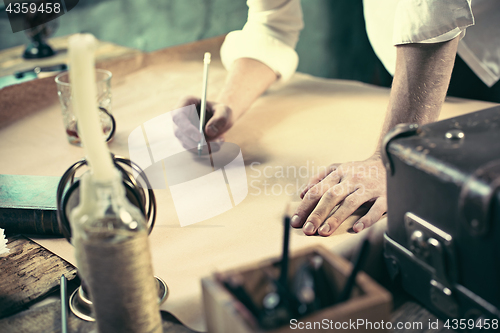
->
[[198, 52, 211, 156], [279, 214, 291, 288], [337, 237, 370, 303]]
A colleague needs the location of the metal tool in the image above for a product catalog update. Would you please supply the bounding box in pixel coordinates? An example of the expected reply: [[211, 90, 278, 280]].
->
[[0, 64, 67, 89], [198, 52, 211, 156], [60, 275, 68, 333], [14, 64, 67, 78]]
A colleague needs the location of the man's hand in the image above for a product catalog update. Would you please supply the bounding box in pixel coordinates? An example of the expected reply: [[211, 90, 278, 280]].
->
[[172, 58, 277, 154], [172, 96, 234, 153], [290, 37, 461, 237], [291, 155, 387, 236]]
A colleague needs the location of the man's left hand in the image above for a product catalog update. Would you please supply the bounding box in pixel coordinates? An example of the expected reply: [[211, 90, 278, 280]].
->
[[291, 154, 387, 236]]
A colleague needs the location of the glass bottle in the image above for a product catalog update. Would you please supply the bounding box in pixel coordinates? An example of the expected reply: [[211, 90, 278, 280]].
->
[[70, 171, 163, 333]]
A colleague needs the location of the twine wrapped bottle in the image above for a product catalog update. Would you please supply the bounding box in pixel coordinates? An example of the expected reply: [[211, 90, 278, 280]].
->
[[70, 171, 163, 333]]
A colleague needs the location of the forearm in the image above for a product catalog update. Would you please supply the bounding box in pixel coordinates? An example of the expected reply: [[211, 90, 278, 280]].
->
[[376, 36, 460, 154], [217, 58, 278, 120]]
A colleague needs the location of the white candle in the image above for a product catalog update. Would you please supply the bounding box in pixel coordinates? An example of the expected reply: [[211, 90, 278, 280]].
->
[[68, 34, 116, 182]]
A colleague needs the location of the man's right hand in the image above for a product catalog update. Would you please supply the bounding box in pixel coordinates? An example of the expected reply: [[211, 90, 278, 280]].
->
[[172, 96, 234, 153]]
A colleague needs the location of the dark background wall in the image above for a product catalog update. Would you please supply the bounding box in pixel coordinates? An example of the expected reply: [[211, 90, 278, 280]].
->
[[0, 0, 392, 87]]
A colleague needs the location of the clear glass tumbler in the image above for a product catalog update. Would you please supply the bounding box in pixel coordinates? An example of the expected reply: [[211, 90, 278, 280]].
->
[[55, 69, 115, 146]]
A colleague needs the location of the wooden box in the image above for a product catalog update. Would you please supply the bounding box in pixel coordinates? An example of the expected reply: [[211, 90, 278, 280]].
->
[[202, 245, 392, 333]]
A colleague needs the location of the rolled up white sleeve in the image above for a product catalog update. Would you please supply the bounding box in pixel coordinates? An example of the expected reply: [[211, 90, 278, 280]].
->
[[393, 0, 474, 45], [220, 0, 304, 82], [364, 0, 475, 77]]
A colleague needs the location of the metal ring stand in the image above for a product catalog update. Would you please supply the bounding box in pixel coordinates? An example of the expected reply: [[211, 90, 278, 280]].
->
[[56, 154, 168, 321], [99, 107, 116, 143], [56, 154, 156, 241], [71, 107, 116, 144], [69, 276, 169, 322]]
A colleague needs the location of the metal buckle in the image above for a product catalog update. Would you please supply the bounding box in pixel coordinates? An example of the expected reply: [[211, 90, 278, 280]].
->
[[405, 212, 459, 317]]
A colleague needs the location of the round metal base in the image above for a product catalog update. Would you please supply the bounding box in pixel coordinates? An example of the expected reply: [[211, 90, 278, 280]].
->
[[23, 41, 55, 59], [156, 276, 169, 305], [69, 284, 95, 322], [69, 276, 169, 322]]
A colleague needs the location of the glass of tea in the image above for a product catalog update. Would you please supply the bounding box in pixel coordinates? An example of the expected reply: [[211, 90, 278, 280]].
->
[[55, 69, 115, 146]]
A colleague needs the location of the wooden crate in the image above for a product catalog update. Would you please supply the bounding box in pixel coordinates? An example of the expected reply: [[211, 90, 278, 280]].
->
[[202, 245, 392, 333]]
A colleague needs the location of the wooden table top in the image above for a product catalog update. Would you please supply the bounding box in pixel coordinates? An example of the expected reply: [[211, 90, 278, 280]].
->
[[2, 34, 494, 332]]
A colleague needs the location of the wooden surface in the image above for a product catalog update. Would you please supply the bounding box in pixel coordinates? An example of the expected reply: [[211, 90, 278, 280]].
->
[[0, 235, 77, 318], [0, 35, 492, 331]]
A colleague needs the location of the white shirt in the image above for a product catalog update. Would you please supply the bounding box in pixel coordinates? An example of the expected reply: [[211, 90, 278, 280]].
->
[[221, 0, 500, 87], [220, 0, 303, 82]]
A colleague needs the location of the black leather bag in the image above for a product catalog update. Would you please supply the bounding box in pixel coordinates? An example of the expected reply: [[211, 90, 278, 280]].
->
[[383, 105, 500, 324]]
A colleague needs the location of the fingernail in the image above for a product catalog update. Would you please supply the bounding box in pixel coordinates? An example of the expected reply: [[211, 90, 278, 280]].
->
[[319, 223, 330, 234], [303, 222, 315, 233], [354, 222, 365, 232], [291, 215, 301, 227]]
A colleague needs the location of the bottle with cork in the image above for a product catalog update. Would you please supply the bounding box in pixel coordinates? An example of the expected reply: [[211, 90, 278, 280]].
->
[[67, 33, 163, 333]]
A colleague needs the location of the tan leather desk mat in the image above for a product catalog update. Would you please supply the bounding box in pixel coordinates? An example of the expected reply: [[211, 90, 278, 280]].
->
[[0, 36, 497, 331]]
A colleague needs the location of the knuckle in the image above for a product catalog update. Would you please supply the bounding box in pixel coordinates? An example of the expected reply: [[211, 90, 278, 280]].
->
[[332, 184, 346, 196], [329, 163, 340, 171], [328, 169, 341, 179], [309, 175, 321, 183], [306, 180, 318, 190], [351, 174, 361, 182], [360, 215, 372, 225], [172, 109, 191, 122], [173, 127, 183, 138], [306, 192, 321, 201], [325, 187, 337, 199], [375, 201, 388, 215], [308, 211, 323, 223], [327, 215, 339, 226], [172, 111, 182, 122], [306, 185, 322, 200], [344, 195, 358, 208]]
